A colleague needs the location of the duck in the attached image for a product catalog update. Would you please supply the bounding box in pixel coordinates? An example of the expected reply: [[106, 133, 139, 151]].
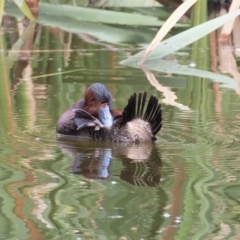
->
[[56, 83, 162, 142]]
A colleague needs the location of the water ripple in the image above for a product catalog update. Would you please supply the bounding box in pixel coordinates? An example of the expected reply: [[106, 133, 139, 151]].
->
[[160, 111, 240, 149]]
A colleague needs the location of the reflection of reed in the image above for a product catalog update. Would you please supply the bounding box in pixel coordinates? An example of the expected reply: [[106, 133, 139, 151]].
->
[[7, 21, 38, 129], [161, 161, 186, 240], [31, 182, 58, 229], [6, 161, 43, 239], [140, 65, 190, 111]]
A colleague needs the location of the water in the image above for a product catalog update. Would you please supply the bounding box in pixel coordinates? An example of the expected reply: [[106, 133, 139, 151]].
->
[[1, 5, 240, 239]]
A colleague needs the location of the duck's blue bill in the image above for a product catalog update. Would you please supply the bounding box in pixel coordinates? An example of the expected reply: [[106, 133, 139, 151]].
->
[[99, 105, 113, 127]]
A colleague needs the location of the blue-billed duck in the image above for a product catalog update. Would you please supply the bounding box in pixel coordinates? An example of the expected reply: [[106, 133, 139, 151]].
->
[[56, 83, 162, 142]]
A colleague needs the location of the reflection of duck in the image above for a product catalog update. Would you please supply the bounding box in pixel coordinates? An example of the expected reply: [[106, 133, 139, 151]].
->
[[56, 83, 162, 142], [57, 138, 162, 187]]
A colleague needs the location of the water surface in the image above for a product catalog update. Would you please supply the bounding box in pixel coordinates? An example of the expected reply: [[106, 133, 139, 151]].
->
[[1, 6, 240, 240]]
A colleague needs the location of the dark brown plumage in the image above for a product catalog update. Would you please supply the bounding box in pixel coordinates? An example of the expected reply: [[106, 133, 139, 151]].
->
[[56, 83, 115, 134]]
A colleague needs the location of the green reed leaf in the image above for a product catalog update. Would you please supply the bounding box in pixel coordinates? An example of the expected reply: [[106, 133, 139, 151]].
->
[[13, 0, 35, 20], [0, 0, 4, 26], [121, 9, 240, 64], [39, 3, 167, 26]]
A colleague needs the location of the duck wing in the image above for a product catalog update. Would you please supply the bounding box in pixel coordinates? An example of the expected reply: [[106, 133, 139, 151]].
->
[[72, 109, 103, 131], [56, 109, 77, 134]]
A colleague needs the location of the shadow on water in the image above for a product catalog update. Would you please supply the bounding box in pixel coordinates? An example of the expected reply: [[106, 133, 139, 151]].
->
[[57, 136, 162, 187]]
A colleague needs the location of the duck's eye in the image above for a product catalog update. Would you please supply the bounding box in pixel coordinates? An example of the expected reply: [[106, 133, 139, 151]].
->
[[101, 100, 109, 105]]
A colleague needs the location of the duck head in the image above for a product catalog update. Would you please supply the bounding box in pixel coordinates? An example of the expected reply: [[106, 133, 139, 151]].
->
[[83, 83, 113, 117]]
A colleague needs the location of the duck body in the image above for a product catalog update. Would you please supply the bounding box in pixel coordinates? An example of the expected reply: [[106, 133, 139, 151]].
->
[[104, 119, 154, 142], [56, 83, 119, 135], [56, 83, 162, 142]]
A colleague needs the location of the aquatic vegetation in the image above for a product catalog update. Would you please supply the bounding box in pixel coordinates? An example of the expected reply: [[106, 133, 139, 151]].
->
[[0, 0, 35, 25]]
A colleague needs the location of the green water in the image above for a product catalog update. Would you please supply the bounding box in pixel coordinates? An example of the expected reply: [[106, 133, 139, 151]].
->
[[1, 3, 240, 239]]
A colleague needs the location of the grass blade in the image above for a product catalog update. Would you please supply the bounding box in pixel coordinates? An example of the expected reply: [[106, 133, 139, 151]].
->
[[38, 3, 168, 26], [121, 9, 240, 64], [13, 0, 35, 20], [139, 0, 197, 63], [0, 0, 4, 26]]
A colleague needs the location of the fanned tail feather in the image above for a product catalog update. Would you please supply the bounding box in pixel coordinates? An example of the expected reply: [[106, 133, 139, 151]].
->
[[122, 92, 162, 135]]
